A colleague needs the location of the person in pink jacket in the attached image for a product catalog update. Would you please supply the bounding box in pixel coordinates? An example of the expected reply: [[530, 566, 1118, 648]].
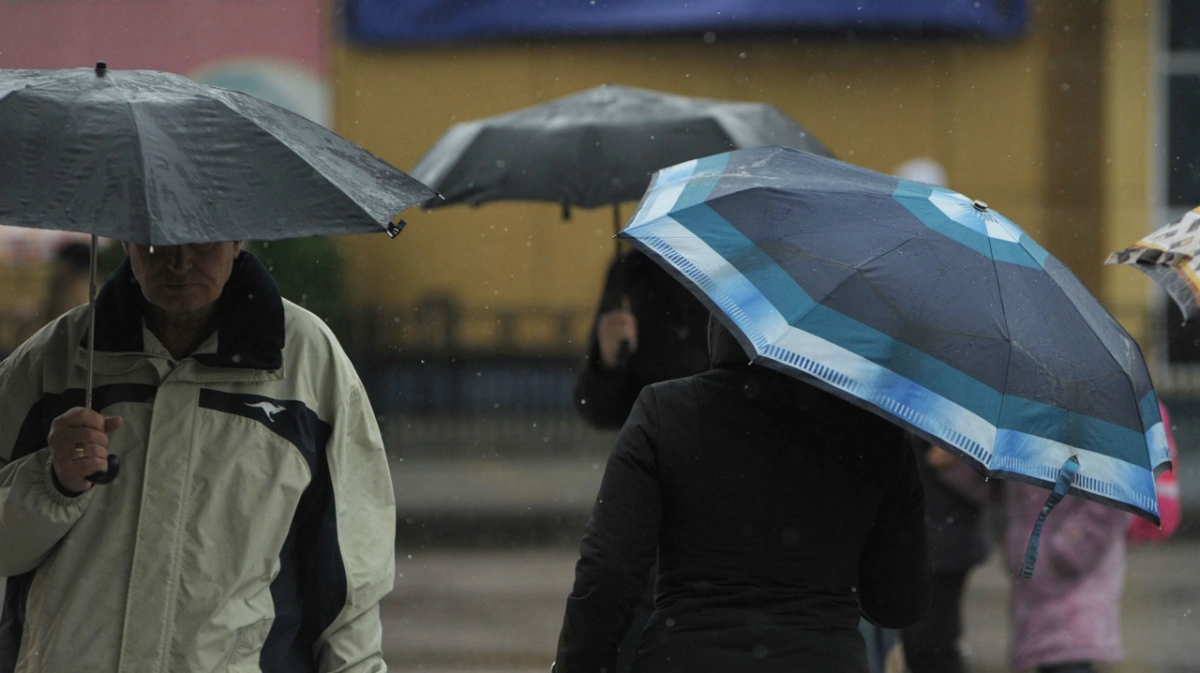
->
[[1004, 401, 1178, 673], [1004, 482, 1129, 673]]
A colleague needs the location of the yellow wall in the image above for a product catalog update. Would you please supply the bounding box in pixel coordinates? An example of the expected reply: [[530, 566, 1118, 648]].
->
[[1101, 0, 1157, 349], [330, 0, 1154, 349]]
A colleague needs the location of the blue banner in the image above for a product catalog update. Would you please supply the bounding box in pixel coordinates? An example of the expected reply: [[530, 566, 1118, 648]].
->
[[344, 0, 1028, 45]]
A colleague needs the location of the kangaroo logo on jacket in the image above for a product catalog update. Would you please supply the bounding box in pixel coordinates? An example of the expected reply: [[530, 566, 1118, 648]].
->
[[245, 401, 286, 422], [199, 389, 330, 461]]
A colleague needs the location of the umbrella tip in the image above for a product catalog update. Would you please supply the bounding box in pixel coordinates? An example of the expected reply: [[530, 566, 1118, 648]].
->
[[95, 62, 108, 76], [972, 199, 989, 212], [386, 220, 406, 239]]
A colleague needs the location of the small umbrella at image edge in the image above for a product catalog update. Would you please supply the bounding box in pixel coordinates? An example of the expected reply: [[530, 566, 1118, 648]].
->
[[1106, 205, 1200, 321]]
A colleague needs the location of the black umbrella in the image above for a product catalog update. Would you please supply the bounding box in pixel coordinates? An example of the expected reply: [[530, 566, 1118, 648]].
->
[[0, 63, 436, 483], [411, 84, 835, 236]]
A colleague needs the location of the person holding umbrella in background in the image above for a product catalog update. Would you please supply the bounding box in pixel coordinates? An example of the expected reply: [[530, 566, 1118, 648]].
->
[[573, 248, 711, 429], [0, 64, 434, 672], [407, 84, 834, 431]]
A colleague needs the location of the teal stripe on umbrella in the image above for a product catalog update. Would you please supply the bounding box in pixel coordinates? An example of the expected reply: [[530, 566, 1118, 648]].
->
[[893, 181, 1051, 269]]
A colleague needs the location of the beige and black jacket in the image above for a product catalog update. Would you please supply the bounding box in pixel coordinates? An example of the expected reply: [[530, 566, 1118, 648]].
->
[[0, 252, 395, 673]]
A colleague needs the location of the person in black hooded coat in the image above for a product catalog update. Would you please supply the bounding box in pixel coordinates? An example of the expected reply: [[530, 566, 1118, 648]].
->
[[572, 248, 711, 430], [554, 317, 933, 673]]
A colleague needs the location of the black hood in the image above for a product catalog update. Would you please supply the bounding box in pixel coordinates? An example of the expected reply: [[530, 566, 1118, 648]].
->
[[708, 314, 749, 369]]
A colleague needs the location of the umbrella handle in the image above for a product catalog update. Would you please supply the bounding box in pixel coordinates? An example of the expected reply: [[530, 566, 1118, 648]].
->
[[85, 455, 120, 485]]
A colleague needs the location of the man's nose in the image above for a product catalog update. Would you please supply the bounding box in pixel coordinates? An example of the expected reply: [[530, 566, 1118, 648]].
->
[[165, 246, 191, 271]]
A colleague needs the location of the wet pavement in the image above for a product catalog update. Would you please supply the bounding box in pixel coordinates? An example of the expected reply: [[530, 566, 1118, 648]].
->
[[384, 434, 1200, 673], [381, 541, 1200, 673]]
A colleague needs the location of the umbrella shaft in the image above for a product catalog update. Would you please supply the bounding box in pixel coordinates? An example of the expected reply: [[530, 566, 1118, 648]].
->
[[86, 234, 97, 410]]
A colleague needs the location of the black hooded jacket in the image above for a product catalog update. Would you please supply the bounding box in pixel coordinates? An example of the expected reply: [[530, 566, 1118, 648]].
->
[[572, 250, 711, 429], [555, 319, 932, 673]]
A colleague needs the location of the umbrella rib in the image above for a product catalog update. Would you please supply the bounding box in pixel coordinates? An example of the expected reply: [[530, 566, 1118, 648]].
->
[[208, 92, 386, 229], [806, 232, 919, 307], [983, 233, 1017, 459], [125, 98, 153, 246], [1036, 272, 1141, 424], [106, 72, 154, 246]]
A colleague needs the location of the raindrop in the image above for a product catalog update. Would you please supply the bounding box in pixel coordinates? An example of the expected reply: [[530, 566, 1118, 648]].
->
[[703, 31, 716, 44], [665, 618, 676, 627], [495, 159, 506, 169], [149, 245, 155, 254], [739, 52, 747, 59]]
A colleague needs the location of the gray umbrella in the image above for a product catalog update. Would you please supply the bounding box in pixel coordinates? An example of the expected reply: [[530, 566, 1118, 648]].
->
[[411, 84, 834, 228], [0, 63, 435, 483], [0, 63, 434, 244]]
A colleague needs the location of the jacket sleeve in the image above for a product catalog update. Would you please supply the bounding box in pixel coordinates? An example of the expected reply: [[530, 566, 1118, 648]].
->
[[556, 387, 661, 673], [304, 383, 396, 673], [0, 352, 92, 577], [572, 342, 642, 430], [858, 444, 933, 629]]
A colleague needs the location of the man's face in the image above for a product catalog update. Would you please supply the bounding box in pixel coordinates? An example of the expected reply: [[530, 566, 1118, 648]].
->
[[123, 241, 243, 318]]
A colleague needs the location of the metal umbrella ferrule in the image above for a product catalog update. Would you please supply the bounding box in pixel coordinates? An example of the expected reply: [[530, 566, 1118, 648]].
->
[[972, 199, 989, 211], [95, 61, 107, 76]]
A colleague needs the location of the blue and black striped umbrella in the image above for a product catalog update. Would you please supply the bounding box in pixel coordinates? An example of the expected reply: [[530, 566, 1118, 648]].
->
[[620, 146, 1170, 530]]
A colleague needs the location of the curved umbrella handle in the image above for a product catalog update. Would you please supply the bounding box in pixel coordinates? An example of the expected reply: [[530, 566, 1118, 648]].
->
[[85, 454, 120, 485]]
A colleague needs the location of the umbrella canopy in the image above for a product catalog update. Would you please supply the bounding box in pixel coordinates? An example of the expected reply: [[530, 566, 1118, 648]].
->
[[0, 63, 435, 245], [410, 84, 834, 211], [1106, 205, 1200, 320], [620, 146, 1170, 525]]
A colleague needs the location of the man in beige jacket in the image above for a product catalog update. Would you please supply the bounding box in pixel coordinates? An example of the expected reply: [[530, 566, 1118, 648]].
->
[[0, 241, 396, 673]]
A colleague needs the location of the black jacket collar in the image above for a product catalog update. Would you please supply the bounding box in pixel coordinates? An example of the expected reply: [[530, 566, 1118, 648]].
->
[[86, 251, 284, 370]]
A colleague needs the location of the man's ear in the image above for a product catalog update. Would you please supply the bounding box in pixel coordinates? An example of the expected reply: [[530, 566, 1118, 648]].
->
[[233, 241, 244, 254]]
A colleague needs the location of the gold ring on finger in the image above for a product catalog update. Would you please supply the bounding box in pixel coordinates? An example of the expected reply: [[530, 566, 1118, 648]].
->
[[74, 444, 86, 459]]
